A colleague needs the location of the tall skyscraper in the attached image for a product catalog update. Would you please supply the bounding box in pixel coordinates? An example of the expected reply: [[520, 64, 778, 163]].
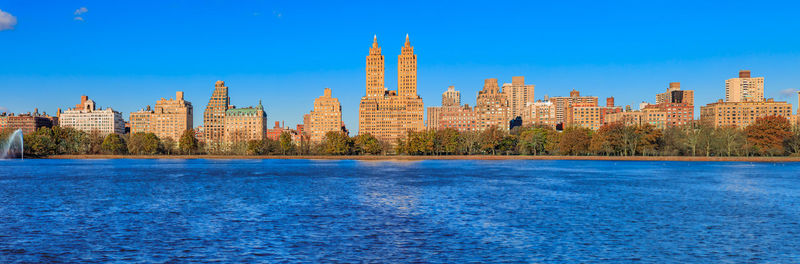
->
[[307, 88, 343, 142], [366, 35, 385, 98], [475, 78, 511, 130], [504, 76, 535, 119], [398, 34, 417, 98], [358, 35, 425, 144], [203, 80, 230, 142], [725, 70, 764, 102], [130, 91, 193, 142]]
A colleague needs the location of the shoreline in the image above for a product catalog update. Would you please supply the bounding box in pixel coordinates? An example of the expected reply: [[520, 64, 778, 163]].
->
[[41, 155, 800, 162]]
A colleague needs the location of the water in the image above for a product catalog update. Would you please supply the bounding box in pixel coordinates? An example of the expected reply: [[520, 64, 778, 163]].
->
[[0, 159, 799, 263], [0, 129, 23, 159]]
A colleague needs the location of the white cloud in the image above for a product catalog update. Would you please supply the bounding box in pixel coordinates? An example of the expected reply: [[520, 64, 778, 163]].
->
[[779, 88, 799, 98], [74, 7, 88, 15], [0, 9, 18, 31], [273, 10, 282, 18], [74, 7, 88, 21]]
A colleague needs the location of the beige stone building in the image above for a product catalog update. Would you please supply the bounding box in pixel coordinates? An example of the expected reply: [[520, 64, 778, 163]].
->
[[442, 86, 460, 107], [129, 91, 193, 142], [203, 80, 230, 143], [656, 82, 694, 105], [503, 76, 535, 119], [726, 70, 764, 102], [307, 88, 343, 142], [359, 35, 424, 143], [521, 100, 557, 128], [568, 100, 622, 130], [700, 99, 792, 128], [427, 86, 478, 131], [224, 101, 267, 142], [475, 78, 511, 130], [60, 96, 125, 135], [550, 89, 599, 125]]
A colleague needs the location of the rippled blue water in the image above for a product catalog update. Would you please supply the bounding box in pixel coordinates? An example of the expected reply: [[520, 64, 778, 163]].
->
[[0, 159, 799, 263]]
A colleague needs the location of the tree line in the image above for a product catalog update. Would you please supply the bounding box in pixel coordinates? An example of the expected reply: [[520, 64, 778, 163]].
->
[[3, 115, 800, 157]]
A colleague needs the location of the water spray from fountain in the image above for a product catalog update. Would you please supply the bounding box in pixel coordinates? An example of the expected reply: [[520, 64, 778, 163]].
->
[[0, 129, 24, 159]]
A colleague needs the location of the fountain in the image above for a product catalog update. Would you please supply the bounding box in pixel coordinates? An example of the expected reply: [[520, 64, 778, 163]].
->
[[0, 129, 23, 159]]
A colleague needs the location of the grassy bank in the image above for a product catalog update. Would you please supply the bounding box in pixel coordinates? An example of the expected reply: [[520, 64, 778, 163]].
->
[[43, 155, 800, 162]]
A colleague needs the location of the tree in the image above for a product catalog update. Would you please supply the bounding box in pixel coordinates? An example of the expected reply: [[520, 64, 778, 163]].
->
[[279, 131, 295, 155], [87, 130, 105, 154], [435, 128, 461, 155], [635, 124, 661, 156], [518, 127, 551, 155], [179, 129, 200, 155], [101, 133, 127, 154], [128, 132, 162, 155], [714, 126, 745, 156], [558, 127, 592, 155], [354, 133, 383, 155], [161, 137, 176, 155], [321, 131, 353, 155], [479, 126, 505, 155], [745, 115, 792, 156], [659, 127, 687, 156], [590, 123, 625, 156]]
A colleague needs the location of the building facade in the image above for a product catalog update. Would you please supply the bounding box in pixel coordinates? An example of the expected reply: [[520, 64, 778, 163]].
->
[[656, 82, 695, 105], [503, 76, 535, 119], [307, 88, 344, 142], [358, 35, 425, 143], [550, 89, 599, 126], [700, 99, 792, 128], [725, 70, 764, 103], [0, 109, 58, 134], [475, 78, 511, 130], [223, 101, 267, 142], [521, 100, 558, 128], [129, 91, 193, 141], [203, 81, 230, 143], [60, 96, 125, 135], [568, 100, 622, 130]]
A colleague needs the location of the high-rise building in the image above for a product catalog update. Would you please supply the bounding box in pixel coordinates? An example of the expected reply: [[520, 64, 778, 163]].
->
[[725, 70, 764, 102], [427, 86, 477, 132], [358, 35, 425, 144], [223, 101, 267, 142], [307, 88, 343, 142], [656, 82, 695, 105], [60, 96, 125, 135], [129, 91, 193, 142], [550, 89, 599, 125], [475, 78, 511, 130], [442, 86, 460, 107], [503, 76, 535, 119], [701, 71, 790, 127], [203, 80, 230, 142]]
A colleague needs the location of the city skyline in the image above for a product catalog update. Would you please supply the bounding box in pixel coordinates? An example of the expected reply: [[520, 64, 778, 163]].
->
[[3, 1, 800, 134]]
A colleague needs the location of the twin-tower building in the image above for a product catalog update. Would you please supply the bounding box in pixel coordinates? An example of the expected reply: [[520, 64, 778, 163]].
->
[[358, 34, 425, 143]]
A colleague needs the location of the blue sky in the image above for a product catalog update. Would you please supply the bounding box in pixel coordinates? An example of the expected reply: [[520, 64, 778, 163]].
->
[[2, 0, 800, 133]]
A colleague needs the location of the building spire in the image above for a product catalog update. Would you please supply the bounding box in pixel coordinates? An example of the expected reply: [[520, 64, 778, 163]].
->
[[372, 34, 378, 48], [405, 33, 410, 46]]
